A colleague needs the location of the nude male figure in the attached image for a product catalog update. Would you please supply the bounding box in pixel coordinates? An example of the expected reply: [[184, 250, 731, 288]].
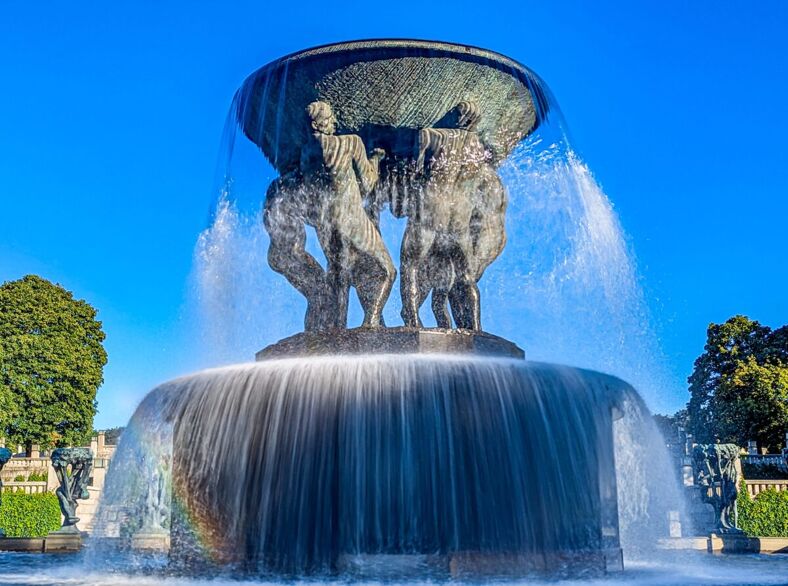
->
[[419, 164, 507, 329], [265, 101, 395, 330], [264, 171, 325, 330], [302, 101, 395, 328], [400, 101, 489, 330]]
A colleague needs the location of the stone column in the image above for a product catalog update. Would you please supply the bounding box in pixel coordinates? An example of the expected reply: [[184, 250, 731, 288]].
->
[[0, 447, 12, 538], [597, 406, 623, 572], [668, 510, 682, 538], [782, 432, 788, 464], [46, 461, 59, 493]]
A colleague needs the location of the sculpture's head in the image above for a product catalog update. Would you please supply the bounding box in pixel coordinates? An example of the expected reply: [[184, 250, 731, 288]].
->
[[307, 101, 337, 136]]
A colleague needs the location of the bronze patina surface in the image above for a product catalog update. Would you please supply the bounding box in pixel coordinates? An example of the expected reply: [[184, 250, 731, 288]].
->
[[238, 39, 549, 173]]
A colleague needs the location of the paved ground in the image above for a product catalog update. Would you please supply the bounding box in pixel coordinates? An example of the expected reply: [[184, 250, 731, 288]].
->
[[1, 550, 788, 586]]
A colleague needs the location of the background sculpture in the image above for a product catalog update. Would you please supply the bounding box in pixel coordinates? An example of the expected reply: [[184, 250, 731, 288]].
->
[[692, 443, 743, 534], [0, 447, 11, 538], [51, 447, 93, 533]]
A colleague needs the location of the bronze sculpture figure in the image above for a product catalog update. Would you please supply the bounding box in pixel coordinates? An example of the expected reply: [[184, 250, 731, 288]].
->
[[264, 101, 394, 330], [51, 447, 94, 533], [264, 174, 330, 331], [692, 444, 743, 534], [400, 101, 493, 331], [414, 150, 507, 329]]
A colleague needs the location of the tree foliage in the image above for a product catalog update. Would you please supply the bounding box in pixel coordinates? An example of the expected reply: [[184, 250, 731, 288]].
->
[[653, 409, 688, 443], [687, 315, 788, 451], [0, 275, 107, 451], [99, 426, 125, 446]]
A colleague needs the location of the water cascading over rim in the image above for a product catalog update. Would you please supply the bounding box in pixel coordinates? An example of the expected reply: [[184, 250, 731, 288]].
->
[[165, 357, 626, 576]]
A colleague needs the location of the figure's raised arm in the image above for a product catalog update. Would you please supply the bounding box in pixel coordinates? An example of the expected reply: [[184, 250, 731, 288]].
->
[[351, 135, 385, 195]]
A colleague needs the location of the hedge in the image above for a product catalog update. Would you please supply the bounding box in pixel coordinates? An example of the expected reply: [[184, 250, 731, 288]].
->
[[738, 484, 788, 537], [0, 491, 61, 537]]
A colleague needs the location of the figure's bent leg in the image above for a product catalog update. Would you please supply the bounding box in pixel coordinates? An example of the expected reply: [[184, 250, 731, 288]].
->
[[352, 219, 395, 328], [448, 237, 481, 331], [264, 188, 329, 331], [400, 224, 433, 328], [431, 289, 452, 329]]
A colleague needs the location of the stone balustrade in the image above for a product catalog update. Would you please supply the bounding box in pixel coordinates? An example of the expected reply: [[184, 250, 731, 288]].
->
[[744, 479, 788, 497], [2, 481, 48, 494], [741, 454, 786, 468]]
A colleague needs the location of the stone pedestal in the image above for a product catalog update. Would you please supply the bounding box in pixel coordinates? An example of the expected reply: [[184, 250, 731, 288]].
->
[[449, 549, 622, 577], [0, 538, 46, 552], [44, 530, 82, 552], [257, 327, 525, 360], [131, 530, 171, 552], [336, 550, 622, 579]]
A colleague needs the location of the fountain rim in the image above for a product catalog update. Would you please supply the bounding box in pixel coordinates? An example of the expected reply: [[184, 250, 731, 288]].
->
[[240, 37, 552, 127], [250, 38, 537, 77]]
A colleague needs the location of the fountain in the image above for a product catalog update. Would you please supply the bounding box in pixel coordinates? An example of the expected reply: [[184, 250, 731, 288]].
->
[[95, 40, 670, 579]]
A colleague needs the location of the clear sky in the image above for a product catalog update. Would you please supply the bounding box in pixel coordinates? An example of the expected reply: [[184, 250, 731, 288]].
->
[[1, 1, 786, 428]]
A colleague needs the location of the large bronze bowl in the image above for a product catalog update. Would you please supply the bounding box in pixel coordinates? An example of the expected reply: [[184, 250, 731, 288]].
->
[[237, 39, 550, 173]]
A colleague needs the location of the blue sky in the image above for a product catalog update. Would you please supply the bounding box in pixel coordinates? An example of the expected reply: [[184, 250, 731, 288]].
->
[[1, 1, 786, 428]]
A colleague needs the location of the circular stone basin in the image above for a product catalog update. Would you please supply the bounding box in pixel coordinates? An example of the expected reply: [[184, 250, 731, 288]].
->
[[236, 39, 550, 173]]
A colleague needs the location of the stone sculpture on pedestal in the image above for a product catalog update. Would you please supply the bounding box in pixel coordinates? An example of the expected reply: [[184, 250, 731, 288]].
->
[[0, 447, 11, 538], [131, 452, 172, 550], [692, 443, 743, 534], [50, 447, 93, 533]]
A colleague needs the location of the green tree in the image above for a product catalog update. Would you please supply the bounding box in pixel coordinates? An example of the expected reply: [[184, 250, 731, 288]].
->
[[654, 408, 688, 443], [98, 426, 125, 446], [687, 315, 788, 451], [0, 379, 15, 436], [715, 357, 788, 450], [0, 275, 107, 453]]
